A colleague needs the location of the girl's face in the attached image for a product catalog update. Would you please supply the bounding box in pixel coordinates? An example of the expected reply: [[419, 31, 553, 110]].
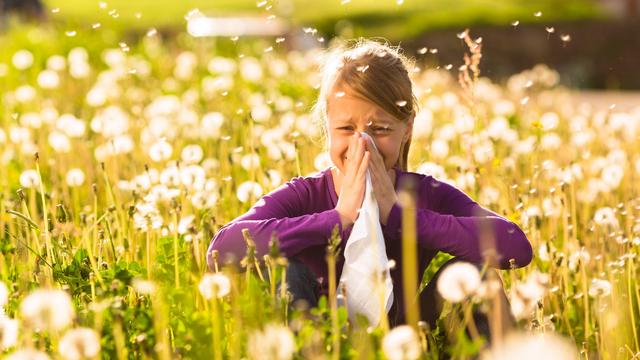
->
[[326, 85, 413, 174]]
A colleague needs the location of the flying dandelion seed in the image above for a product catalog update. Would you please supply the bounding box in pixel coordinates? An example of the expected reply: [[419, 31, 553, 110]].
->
[[397, 0, 404, 4], [511, 20, 520, 26], [444, 64, 453, 70], [417, 47, 428, 54], [264, 47, 273, 53], [51, 7, 60, 13], [545, 27, 555, 34], [560, 34, 571, 42], [429, 48, 438, 54], [98, 1, 107, 9], [65, 30, 77, 37], [275, 37, 285, 43], [92, 23, 101, 29], [134, 12, 142, 19], [257, 0, 267, 7], [456, 30, 468, 39], [521, 97, 529, 105], [146, 28, 157, 37], [534, 11, 542, 17]]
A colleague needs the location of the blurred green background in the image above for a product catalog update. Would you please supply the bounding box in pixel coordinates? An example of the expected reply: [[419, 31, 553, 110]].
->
[[4, 0, 640, 88], [42, 0, 603, 39]]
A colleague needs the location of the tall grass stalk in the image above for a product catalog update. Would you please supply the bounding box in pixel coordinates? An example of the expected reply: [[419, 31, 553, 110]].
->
[[399, 179, 420, 329], [326, 224, 341, 359]]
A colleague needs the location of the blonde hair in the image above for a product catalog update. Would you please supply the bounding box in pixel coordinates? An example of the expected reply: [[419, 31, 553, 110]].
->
[[311, 38, 419, 171]]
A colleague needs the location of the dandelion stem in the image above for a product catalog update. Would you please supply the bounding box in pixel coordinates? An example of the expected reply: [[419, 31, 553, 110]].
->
[[173, 211, 180, 289]]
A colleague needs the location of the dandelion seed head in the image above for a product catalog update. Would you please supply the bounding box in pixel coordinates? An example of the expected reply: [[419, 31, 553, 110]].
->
[[66, 168, 86, 187], [0, 315, 18, 350], [58, 327, 101, 360], [19, 169, 40, 188], [437, 262, 481, 303], [588, 278, 611, 298], [20, 289, 75, 331], [181, 144, 204, 164], [37, 70, 60, 89], [484, 331, 578, 359], [5, 350, 50, 360], [12, 50, 34, 70], [237, 181, 263, 202], [247, 323, 295, 360], [382, 325, 421, 360], [199, 273, 231, 299]]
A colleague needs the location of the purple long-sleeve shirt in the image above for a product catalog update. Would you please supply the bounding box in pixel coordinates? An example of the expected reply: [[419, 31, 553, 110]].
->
[[207, 165, 532, 319]]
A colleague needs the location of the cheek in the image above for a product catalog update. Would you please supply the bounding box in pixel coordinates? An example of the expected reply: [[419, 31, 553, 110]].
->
[[328, 137, 349, 162], [374, 138, 401, 166]]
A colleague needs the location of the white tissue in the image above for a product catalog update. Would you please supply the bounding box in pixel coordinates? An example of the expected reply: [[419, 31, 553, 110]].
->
[[338, 132, 394, 326]]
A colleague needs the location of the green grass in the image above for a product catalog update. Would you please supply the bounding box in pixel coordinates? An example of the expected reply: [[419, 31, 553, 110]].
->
[[42, 0, 606, 39]]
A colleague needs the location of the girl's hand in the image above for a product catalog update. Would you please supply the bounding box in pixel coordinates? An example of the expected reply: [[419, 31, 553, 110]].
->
[[335, 133, 370, 229], [363, 135, 398, 226]]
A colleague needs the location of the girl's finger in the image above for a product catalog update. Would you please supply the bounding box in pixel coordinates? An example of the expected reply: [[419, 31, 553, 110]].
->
[[354, 136, 365, 170], [347, 133, 356, 161], [357, 151, 370, 179]]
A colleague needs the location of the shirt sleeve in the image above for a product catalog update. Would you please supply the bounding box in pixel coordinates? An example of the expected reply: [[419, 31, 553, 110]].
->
[[382, 176, 533, 269], [206, 177, 346, 271]]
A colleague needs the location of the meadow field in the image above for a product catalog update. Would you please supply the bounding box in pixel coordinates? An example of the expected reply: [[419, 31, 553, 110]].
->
[[0, 5, 639, 359]]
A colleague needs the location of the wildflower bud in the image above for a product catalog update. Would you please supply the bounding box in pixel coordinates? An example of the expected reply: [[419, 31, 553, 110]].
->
[[16, 188, 25, 201]]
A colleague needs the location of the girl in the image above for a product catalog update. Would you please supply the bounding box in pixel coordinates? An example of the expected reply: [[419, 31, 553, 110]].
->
[[207, 39, 533, 331]]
